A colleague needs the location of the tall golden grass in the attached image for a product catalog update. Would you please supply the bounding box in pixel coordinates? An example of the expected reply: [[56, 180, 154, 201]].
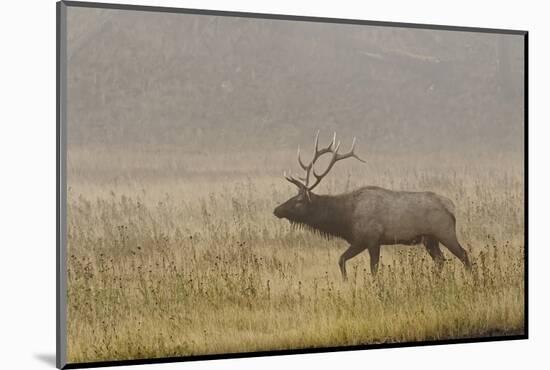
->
[[66, 147, 524, 363]]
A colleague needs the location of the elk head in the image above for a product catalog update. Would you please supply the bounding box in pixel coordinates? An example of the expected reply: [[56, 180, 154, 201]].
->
[[273, 131, 365, 223]]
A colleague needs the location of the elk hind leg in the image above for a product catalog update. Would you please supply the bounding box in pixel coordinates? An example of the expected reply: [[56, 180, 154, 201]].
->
[[423, 236, 445, 273], [436, 232, 471, 270]]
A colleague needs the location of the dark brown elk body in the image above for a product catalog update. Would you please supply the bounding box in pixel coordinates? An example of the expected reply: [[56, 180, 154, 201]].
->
[[273, 132, 471, 280]]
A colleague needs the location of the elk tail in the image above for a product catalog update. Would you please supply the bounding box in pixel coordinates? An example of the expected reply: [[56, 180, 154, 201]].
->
[[436, 195, 456, 224]]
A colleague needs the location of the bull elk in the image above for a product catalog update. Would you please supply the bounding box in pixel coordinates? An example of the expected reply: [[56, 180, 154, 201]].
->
[[273, 132, 471, 280]]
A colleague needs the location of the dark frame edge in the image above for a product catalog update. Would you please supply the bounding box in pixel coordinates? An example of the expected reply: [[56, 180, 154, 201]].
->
[[62, 334, 527, 369], [57, 1, 68, 369], [61, 0, 527, 35], [523, 31, 529, 339]]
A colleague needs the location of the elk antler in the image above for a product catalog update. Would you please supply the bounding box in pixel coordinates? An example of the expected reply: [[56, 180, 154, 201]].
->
[[284, 131, 365, 192]]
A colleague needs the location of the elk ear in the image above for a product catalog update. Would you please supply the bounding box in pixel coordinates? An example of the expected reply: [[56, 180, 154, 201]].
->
[[297, 187, 311, 202]]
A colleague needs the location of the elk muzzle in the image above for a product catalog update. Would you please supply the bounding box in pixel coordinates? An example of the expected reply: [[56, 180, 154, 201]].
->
[[273, 205, 284, 218]]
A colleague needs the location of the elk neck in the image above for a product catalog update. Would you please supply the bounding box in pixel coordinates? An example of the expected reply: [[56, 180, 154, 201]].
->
[[299, 193, 353, 242]]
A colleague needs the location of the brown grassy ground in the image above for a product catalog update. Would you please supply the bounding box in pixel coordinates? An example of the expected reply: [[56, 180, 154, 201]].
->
[[66, 147, 525, 363]]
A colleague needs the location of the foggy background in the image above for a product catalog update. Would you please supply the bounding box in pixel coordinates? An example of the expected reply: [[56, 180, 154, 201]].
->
[[66, 7, 524, 163]]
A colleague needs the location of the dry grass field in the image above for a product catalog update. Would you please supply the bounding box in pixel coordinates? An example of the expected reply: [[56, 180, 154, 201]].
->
[[66, 146, 525, 363]]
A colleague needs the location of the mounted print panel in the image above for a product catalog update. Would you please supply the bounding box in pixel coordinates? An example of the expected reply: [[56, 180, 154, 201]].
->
[[57, 1, 527, 368]]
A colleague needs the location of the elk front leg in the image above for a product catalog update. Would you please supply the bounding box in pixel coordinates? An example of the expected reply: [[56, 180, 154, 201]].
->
[[338, 244, 367, 281], [368, 244, 381, 275]]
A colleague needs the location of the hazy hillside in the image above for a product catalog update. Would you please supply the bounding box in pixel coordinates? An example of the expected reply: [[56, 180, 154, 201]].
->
[[66, 7, 524, 155]]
